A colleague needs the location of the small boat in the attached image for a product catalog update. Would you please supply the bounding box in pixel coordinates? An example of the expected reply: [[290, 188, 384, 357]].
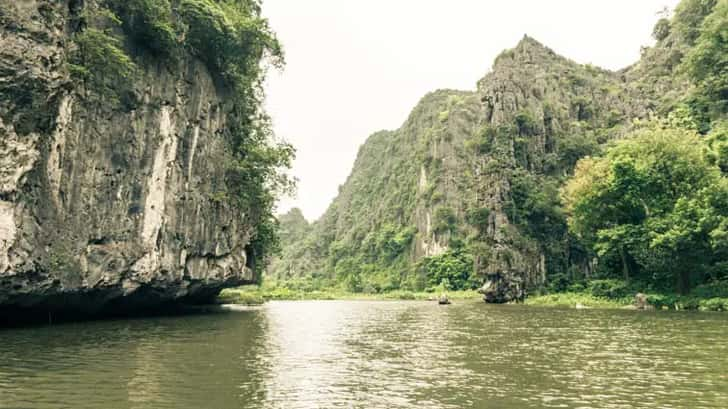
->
[[438, 294, 451, 305]]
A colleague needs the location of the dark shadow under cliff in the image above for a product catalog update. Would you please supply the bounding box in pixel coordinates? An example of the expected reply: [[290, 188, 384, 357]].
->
[[0, 287, 226, 328]]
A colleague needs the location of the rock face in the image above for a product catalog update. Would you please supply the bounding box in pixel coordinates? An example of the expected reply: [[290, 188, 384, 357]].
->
[[471, 37, 648, 302], [0, 1, 255, 319]]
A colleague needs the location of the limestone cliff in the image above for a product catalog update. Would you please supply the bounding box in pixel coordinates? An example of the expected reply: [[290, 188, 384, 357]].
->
[[271, 25, 696, 300], [0, 0, 278, 320]]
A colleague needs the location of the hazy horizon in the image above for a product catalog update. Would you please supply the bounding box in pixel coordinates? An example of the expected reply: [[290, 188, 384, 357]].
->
[[263, 0, 680, 222]]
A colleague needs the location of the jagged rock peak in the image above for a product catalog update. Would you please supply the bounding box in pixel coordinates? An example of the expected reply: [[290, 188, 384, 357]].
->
[[493, 35, 563, 68]]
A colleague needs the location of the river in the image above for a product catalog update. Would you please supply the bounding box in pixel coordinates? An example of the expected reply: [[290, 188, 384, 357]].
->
[[1, 300, 727, 408]]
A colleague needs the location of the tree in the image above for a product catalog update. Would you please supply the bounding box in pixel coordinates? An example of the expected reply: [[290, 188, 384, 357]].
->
[[419, 250, 474, 290], [563, 127, 722, 291], [673, 0, 718, 45]]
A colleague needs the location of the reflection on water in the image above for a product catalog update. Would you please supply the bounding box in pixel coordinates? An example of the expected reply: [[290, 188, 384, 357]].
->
[[1, 301, 728, 408]]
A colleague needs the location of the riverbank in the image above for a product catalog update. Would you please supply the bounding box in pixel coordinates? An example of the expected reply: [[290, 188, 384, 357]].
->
[[525, 292, 728, 311], [219, 285, 728, 312], [524, 292, 631, 309], [218, 287, 480, 305]]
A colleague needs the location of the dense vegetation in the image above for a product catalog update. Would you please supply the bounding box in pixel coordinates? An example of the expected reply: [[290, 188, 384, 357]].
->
[[68, 0, 293, 272], [564, 125, 728, 293], [264, 0, 728, 306], [557, 0, 728, 299]]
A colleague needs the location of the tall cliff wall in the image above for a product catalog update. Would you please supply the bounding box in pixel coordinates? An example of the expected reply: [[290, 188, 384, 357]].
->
[[0, 0, 262, 319]]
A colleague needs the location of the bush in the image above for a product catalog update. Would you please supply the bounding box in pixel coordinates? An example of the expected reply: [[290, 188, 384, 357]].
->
[[652, 18, 671, 41], [692, 280, 728, 298], [433, 206, 457, 234], [515, 111, 539, 136], [178, 0, 283, 93], [70, 26, 137, 102], [419, 250, 473, 290], [699, 298, 728, 311], [572, 97, 594, 121], [108, 0, 177, 56], [547, 273, 571, 293], [394, 291, 416, 300], [587, 279, 630, 299], [680, 297, 701, 310], [466, 207, 491, 228], [646, 294, 673, 310], [472, 126, 497, 153], [567, 282, 586, 293], [217, 289, 265, 305]]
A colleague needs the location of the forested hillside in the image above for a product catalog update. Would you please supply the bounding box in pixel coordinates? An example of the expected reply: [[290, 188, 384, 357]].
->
[[269, 0, 728, 303]]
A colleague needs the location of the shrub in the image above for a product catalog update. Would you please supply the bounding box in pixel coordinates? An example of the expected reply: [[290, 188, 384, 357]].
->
[[438, 110, 450, 122], [572, 97, 594, 121], [433, 206, 457, 234], [587, 279, 630, 299], [474, 126, 497, 153], [692, 279, 728, 299], [70, 26, 137, 102], [419, 250, 473, 290], [395, 291, 416, 300], [178, 0, 283, 93], [547, 273, 571, 293], [108, 0, 178, 56], [652, 17, 671, 41], [217, 289, 265, 305], [466, 207, 491, 228], [567, 282, 586, 293], [646, 294, 673, 309], [699, 298, 728, 311], [515, 111, 539, 136]]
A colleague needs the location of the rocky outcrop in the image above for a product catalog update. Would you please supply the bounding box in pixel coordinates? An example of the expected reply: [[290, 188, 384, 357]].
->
[[0, 1, 255, 320], [469, 37, 649, 302]]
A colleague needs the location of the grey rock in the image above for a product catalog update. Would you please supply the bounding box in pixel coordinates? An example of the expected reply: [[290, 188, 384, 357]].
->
[[634, 293, 653, 310], [0, 1, 255, 317]]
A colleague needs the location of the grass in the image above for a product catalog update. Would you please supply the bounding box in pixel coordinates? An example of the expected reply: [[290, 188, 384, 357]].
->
[[216, 289, 266, 305], [218, 286, 481, 304], [219, 281, 728, 312], [526, 279, 728, 311], [525, 292, 728, 311], [524, 292, 632, 309]]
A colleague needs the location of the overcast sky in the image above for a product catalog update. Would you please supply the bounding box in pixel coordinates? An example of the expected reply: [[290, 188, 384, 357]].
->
[[263, 0, 680, 222]]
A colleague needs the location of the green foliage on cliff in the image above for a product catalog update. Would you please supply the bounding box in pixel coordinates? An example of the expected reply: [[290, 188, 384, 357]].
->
[[108, 0, 177, 56], [682, 0, 728, 123], [70, 28, 136, 97], [69, 8, 137, 103]]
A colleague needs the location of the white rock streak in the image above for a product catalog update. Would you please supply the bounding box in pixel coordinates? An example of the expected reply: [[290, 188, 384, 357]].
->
[[0, 201, 15, 273], [141, 106, 177, 246], [47, 95, 73, 206]]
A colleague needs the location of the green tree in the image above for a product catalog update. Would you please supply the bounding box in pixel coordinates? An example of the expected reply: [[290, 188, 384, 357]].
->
[[419, 250, 474, 290], [673, 0, 718, 44], [564, 127, 722, 291]]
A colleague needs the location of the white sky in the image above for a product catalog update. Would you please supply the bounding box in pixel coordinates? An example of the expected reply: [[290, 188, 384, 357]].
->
[[264, 0, 681, 222]]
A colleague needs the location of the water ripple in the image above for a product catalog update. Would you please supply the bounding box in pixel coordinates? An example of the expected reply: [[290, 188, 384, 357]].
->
[[1, 301, 727, 408]]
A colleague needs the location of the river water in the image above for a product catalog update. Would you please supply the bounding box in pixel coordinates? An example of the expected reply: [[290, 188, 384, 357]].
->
[[1, 300, 727, 408]]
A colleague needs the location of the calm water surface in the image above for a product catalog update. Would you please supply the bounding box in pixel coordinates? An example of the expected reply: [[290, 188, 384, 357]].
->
[[1, 300, 728, 408]]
